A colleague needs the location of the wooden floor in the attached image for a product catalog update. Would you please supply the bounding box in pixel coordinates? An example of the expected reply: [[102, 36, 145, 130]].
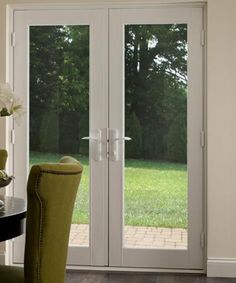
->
[[66, 271, 236, 283]]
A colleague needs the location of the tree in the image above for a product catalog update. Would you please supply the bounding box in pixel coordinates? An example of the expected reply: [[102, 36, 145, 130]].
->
[[125, 24, 187, 162], [30, 25, 89, 154], [30, 24, 188, 162]]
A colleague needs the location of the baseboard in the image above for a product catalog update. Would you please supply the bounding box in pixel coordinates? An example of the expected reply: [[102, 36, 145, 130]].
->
[[207, 258, 236, 278], [66, 265, 204, 274]]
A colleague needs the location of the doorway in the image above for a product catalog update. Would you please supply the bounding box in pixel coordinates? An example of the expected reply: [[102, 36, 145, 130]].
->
[[11, 4, 204, 270]]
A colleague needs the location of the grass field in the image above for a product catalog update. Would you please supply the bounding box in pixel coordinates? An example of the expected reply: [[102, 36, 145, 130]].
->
[[30, 152, 187, 228]]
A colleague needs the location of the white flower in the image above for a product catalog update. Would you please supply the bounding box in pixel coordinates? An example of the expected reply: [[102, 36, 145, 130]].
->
[[0, 82, 24, 118]]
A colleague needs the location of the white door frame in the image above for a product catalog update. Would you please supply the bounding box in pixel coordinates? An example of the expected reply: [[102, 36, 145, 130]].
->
[[6, 1, 206, 272]]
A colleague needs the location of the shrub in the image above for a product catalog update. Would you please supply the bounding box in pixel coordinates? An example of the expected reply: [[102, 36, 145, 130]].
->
[[59, 111, 80, 154], [166, 113, 187, 163], [79, 113, 89, 156], [125, 112, 143, 158], [39, 110, 59, 153]]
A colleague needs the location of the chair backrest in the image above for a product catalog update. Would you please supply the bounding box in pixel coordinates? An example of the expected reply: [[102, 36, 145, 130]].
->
[[0, 149, 7, 170], [24, 156, 83, 283]]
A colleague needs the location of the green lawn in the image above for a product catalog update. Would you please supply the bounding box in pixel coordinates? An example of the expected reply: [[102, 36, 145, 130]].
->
[[30, 152, 187, 228]]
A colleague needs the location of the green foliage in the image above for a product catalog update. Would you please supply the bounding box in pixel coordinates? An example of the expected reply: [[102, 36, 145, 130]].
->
[[30, 24, 188, 163], [166, 113, 187, 163], [125, 24, 188, 163], [59, 111, 79, 154], [39, 111, 59, 153], [125, 112, 143, 158], [79, 113, 89, 155], [30, 25, 89, 154]]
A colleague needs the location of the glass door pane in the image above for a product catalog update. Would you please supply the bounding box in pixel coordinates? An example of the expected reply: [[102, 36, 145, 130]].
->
[[29, 25, 90, 247], [124, 24, 188, 250]]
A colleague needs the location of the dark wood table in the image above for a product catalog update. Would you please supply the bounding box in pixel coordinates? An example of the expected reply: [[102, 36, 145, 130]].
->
[[0, 196, 26, 242]]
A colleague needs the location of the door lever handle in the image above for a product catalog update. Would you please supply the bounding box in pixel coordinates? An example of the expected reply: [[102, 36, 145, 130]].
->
[[81, 130, 102, 161], [110, 129, 132, 161], [112, 137, 132, 142]]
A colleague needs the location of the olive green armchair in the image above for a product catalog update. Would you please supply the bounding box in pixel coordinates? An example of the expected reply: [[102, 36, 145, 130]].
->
[[0, 149, 8, 170], [0, 156, 83, 283]]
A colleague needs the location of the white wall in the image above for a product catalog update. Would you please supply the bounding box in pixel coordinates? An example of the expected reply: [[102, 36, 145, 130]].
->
[[1, 0, 236, 277], [207, 0, 236, 277]]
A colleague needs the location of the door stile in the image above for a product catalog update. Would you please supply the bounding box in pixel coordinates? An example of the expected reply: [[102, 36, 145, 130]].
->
[[89, 10, 109, 266], [108, 9, 125, 267]]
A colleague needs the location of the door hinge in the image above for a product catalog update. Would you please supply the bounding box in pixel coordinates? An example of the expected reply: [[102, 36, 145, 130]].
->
[[201, 232, 205, 249], [106, 128, 109, 159], [11, 32, 16, 47], [201, 30, 206, 46], [11, 129, 15, 144], [200, 130, 205, 148]]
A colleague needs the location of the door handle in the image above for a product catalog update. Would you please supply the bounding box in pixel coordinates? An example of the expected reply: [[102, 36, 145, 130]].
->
[[112, 137, 132, 142], [110, 129, 131, 161], [81, 129, 102, 161]]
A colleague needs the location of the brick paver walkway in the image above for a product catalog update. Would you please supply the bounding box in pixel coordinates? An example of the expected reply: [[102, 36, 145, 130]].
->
[[69, 224, 187, 249]]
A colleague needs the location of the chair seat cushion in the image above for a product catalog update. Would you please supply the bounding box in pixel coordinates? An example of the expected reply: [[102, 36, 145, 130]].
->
[[0, 265, 24, 283]]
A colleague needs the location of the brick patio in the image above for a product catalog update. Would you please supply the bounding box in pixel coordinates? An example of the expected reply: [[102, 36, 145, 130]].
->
[[69, 224, 187, 249]]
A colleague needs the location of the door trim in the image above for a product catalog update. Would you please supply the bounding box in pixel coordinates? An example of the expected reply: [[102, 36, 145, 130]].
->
[[6, 1, 206, 271], [67, 265, 205, 273], [7, 1, 206, 13]]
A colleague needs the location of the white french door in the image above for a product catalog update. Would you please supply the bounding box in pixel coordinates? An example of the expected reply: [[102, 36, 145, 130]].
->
[[13, 9, 108, 266], [12, 4, 204, 270], [109, 7, 204, 269]]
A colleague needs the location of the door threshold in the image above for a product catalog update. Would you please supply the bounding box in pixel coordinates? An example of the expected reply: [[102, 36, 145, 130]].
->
[[66, 265, 205, 274]]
